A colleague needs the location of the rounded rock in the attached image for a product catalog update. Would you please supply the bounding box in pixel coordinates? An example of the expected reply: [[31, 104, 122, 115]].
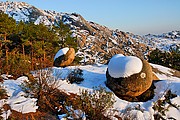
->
[[106, 55, 153, 98], [54, 48, 75, 67]]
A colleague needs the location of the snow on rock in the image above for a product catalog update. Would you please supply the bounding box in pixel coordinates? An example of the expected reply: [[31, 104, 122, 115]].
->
[[108, 54, 143, 78], [54, 48, 75, 67], [54, 47, 69, 60], [34, 16, 52, 26]]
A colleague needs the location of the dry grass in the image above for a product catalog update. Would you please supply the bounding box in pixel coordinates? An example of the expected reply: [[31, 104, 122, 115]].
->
[[152, 65, 180, 79], [151, 66, 165, 75], [170, 69, 180, 78], [8, 110, 58, 120]]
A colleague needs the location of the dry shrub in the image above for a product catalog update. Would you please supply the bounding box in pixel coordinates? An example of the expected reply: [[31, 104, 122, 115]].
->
[[0, 87, 8, 100], [0, 86, 8, 119], [8, 110, 58, 120], [0, 76, 3, 83], [69, 86, 116, 120], [21, 68, 69, 116]]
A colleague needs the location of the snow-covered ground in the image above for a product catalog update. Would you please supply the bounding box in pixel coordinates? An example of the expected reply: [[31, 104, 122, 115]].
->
[[128, 31, 180, 52], [0, 63, 179, 120], [0, 76, 38, 119]]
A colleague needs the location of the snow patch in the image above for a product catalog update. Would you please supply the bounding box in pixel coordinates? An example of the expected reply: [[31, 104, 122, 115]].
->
[[34, 16, 52, 26], [108, 54, 143, 78], [2, 77, 38, 114]]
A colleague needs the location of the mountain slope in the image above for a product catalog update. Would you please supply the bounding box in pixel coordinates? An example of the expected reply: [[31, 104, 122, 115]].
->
[[0, 1, 179, 64], [0, 2, 179, 119], [128, 31, 180, 52], [0, 1, 154, 64]]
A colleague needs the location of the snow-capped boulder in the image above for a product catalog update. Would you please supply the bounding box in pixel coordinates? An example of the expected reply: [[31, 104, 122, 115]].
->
[[53, 47, 75, 67], [106, 54, 153, 99], [108, 54, 143, 78]]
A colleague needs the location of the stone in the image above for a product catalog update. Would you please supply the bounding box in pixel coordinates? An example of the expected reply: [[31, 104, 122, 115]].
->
[[54, 48, 75, 67], [106, 57, 153, 98]]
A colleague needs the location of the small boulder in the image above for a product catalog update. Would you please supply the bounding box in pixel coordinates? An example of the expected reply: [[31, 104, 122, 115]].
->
[[106, 54, 153, 99], [54, 47, 75, 67]]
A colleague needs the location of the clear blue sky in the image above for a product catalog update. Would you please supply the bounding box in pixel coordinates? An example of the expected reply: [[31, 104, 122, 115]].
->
[[2, 0, 180, 35]]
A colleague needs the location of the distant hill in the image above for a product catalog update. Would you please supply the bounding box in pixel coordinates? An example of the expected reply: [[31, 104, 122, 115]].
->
[[0, 1, 179, 64]]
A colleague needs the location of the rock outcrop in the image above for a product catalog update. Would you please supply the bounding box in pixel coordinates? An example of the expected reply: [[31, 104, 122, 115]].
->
[[54, 48, 75, 67]]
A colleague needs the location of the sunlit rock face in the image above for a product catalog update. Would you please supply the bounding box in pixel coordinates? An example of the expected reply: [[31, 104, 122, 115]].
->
[[106, 54, 153, 101], [54, 47, 75, 67]]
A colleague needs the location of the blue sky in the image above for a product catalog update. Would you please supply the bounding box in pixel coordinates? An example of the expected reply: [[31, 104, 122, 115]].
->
[[2, 0, 180, 35]]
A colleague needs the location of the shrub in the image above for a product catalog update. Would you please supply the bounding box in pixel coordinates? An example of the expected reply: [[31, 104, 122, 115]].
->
[[8, 110, 58, 120], [72, 56, 83, 65], [0, 86, 8, 100], [153, 90, 179, 120], [21, 69, 68, 115], [1, 52, 31, 78], [67, 68, 84, 84], [0, 86, 8, 119], [148, 48, 180, 70], [69, 86, 116, 120]]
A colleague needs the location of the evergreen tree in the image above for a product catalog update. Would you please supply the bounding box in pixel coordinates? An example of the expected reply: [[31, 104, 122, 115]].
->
[[0, 12, 16, 73]]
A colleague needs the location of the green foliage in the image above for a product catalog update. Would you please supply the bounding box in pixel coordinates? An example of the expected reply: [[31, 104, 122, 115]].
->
[[73, 56, 83, 65], [148, 48, 180, 70], [2, 51, 31, 77], [0, 12, 78, 76], [53, 21, 78, 51], [0, 11, 16, 39], [67, 68, 84, 84], [70, 86, 116, 120]]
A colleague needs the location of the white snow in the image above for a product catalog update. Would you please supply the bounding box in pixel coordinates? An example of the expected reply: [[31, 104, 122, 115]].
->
[[0, 76, 38, 119], [151, 63, 179, 81], [165, 97, 180, 119], [128, 31, 180, 52], [34, 16, 52, 26], [54, 47, 69, 60], [53, 63, 179, 120], [0, 63, 179, 120], [108, 54, 143, 78]]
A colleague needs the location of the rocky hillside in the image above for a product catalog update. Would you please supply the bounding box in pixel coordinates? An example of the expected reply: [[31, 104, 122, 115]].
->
[[128, 31, 180, 52], [0, 1, 179, 64]]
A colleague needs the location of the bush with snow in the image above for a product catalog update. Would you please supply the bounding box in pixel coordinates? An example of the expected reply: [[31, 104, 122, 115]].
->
[[21, 69, 67, 115], [68, 86, 116, 120], [153, 90, 180, 120]]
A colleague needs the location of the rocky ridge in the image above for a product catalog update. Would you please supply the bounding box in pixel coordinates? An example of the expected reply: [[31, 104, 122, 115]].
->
[[0, 1, 179, 64]]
